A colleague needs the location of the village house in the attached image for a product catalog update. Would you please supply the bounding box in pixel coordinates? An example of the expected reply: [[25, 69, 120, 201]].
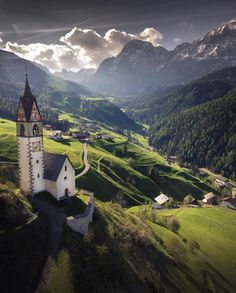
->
[[202, 192, 219, 205], [167, 155, 178, 164], [152, 193, 169, 209], [71, 131, 90, 142], [214, 175, 231, 188], [96, 132, 113, 140], [221, 196, 236, 210], [48, 130, 63, 141], [16, 75, 75, 200]]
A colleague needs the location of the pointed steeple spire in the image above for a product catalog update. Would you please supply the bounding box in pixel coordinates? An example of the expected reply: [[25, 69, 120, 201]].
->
[[23, 73, 33, 97], [16, 74, 42, 122]]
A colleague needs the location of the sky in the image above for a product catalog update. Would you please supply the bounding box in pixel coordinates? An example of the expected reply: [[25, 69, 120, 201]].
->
[[0, 0, 235, 72]]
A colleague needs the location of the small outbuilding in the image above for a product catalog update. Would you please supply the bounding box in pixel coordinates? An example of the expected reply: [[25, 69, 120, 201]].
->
[[154, 193, 169, 207], [221, 197, 236, 210], [202, 192, 219, 205]]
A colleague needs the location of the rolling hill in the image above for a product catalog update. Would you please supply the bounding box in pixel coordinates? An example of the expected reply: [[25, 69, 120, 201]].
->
[[0, 117, 218, 204], [1, 114, 236, 293], [46, 201, 236, 293]]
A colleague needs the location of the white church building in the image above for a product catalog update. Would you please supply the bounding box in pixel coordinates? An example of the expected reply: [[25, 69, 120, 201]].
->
[[16, 75, 75, 200]]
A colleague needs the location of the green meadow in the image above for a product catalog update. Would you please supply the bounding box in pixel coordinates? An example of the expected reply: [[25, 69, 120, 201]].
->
[[0, 117, 220, 204], [46, 201, 236, 293]]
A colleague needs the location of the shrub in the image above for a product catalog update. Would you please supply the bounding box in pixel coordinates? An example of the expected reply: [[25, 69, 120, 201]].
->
[[184, 194, 194, 204]]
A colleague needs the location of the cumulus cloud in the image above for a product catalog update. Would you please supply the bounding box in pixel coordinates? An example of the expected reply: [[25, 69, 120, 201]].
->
[[5, 42, 83, 72], [5, 26, 163, 72], [137, 27, 163, 44]]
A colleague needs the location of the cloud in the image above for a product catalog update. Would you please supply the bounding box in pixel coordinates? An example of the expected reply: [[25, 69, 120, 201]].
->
[[137, 27, 163, 44], [5, 42, 83, 72], [5, 26, 163, 72], [173, 38, 182, 43]]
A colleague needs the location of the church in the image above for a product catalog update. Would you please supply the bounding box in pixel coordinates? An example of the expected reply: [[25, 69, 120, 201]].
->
[[16, 75, 76, 200]]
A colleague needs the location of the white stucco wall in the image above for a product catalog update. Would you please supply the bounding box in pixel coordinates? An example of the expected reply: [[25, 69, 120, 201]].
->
[[55, 158, 75, 200], [18, 136, 45, 194], [67, 193, 94, 235], [30, 137, 45, 194], [17, 137, 32, 193], [44, 157, 75, 200], [44, 179, 58, 198]]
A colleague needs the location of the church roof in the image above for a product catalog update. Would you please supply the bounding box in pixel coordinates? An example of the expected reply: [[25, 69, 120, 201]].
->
[[17, 74, 42, 122], [43, 152, 74, 181]]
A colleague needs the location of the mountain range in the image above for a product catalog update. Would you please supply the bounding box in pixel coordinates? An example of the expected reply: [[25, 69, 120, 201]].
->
[[89, 20, 236, 96], [0, 49, 138, 131]]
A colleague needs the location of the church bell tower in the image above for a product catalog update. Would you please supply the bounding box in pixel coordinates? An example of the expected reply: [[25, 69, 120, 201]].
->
[[16, 75, 45, 194]]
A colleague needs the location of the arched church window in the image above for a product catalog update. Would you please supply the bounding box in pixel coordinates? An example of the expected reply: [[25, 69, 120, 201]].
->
[[33, 124, 39, 136], [65, 165, 67, 171], [20, 124, 25, 136]]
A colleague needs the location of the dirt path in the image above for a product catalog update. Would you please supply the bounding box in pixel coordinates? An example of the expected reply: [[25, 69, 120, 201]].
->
[[75, 143, 90, 179]]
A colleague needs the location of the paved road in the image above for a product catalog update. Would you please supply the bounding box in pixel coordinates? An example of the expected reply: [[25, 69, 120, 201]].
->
[[75, 143, 90, 179]]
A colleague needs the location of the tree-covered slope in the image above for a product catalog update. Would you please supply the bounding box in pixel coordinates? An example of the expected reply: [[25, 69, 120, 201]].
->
[[115, 67, 236, 179], [149, 89, 236, 179]]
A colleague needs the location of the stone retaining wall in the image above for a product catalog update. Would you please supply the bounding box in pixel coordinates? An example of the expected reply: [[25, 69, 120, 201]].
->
[[66, 191, 94, 235]]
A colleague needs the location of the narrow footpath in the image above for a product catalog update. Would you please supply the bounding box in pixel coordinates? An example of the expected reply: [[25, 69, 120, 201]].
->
[[75, 143, 90, 179]]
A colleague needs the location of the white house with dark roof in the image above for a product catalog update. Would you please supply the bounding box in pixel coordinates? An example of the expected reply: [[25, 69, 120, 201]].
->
[[153, 193, 169, 208], [16, 75, 75, 200], [44, 153, 75, 200]]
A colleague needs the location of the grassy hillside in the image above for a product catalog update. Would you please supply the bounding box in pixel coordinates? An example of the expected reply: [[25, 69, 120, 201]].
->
[[1, 116, 236, 293], [0, 117, 218, 205], [0, 187, 50, 293], [46, 201, 236, 293]]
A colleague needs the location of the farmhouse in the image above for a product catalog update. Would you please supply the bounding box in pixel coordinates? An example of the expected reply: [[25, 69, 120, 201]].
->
[[221, 197, 236, 210], [72, 131, 90, 141], [152, 193, 169, 209], [214, 175, 231, 188], [167, 155, 178, 164], [16, 75, 75, 200], [202, 192, 219, 205]]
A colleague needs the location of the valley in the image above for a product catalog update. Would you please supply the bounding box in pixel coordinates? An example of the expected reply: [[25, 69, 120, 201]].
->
[[0, 16, 236, 293], [1, 112, 236, 292]]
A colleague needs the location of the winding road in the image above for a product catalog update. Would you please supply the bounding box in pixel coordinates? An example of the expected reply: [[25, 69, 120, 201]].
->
[[75, 143, 90, 179]]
